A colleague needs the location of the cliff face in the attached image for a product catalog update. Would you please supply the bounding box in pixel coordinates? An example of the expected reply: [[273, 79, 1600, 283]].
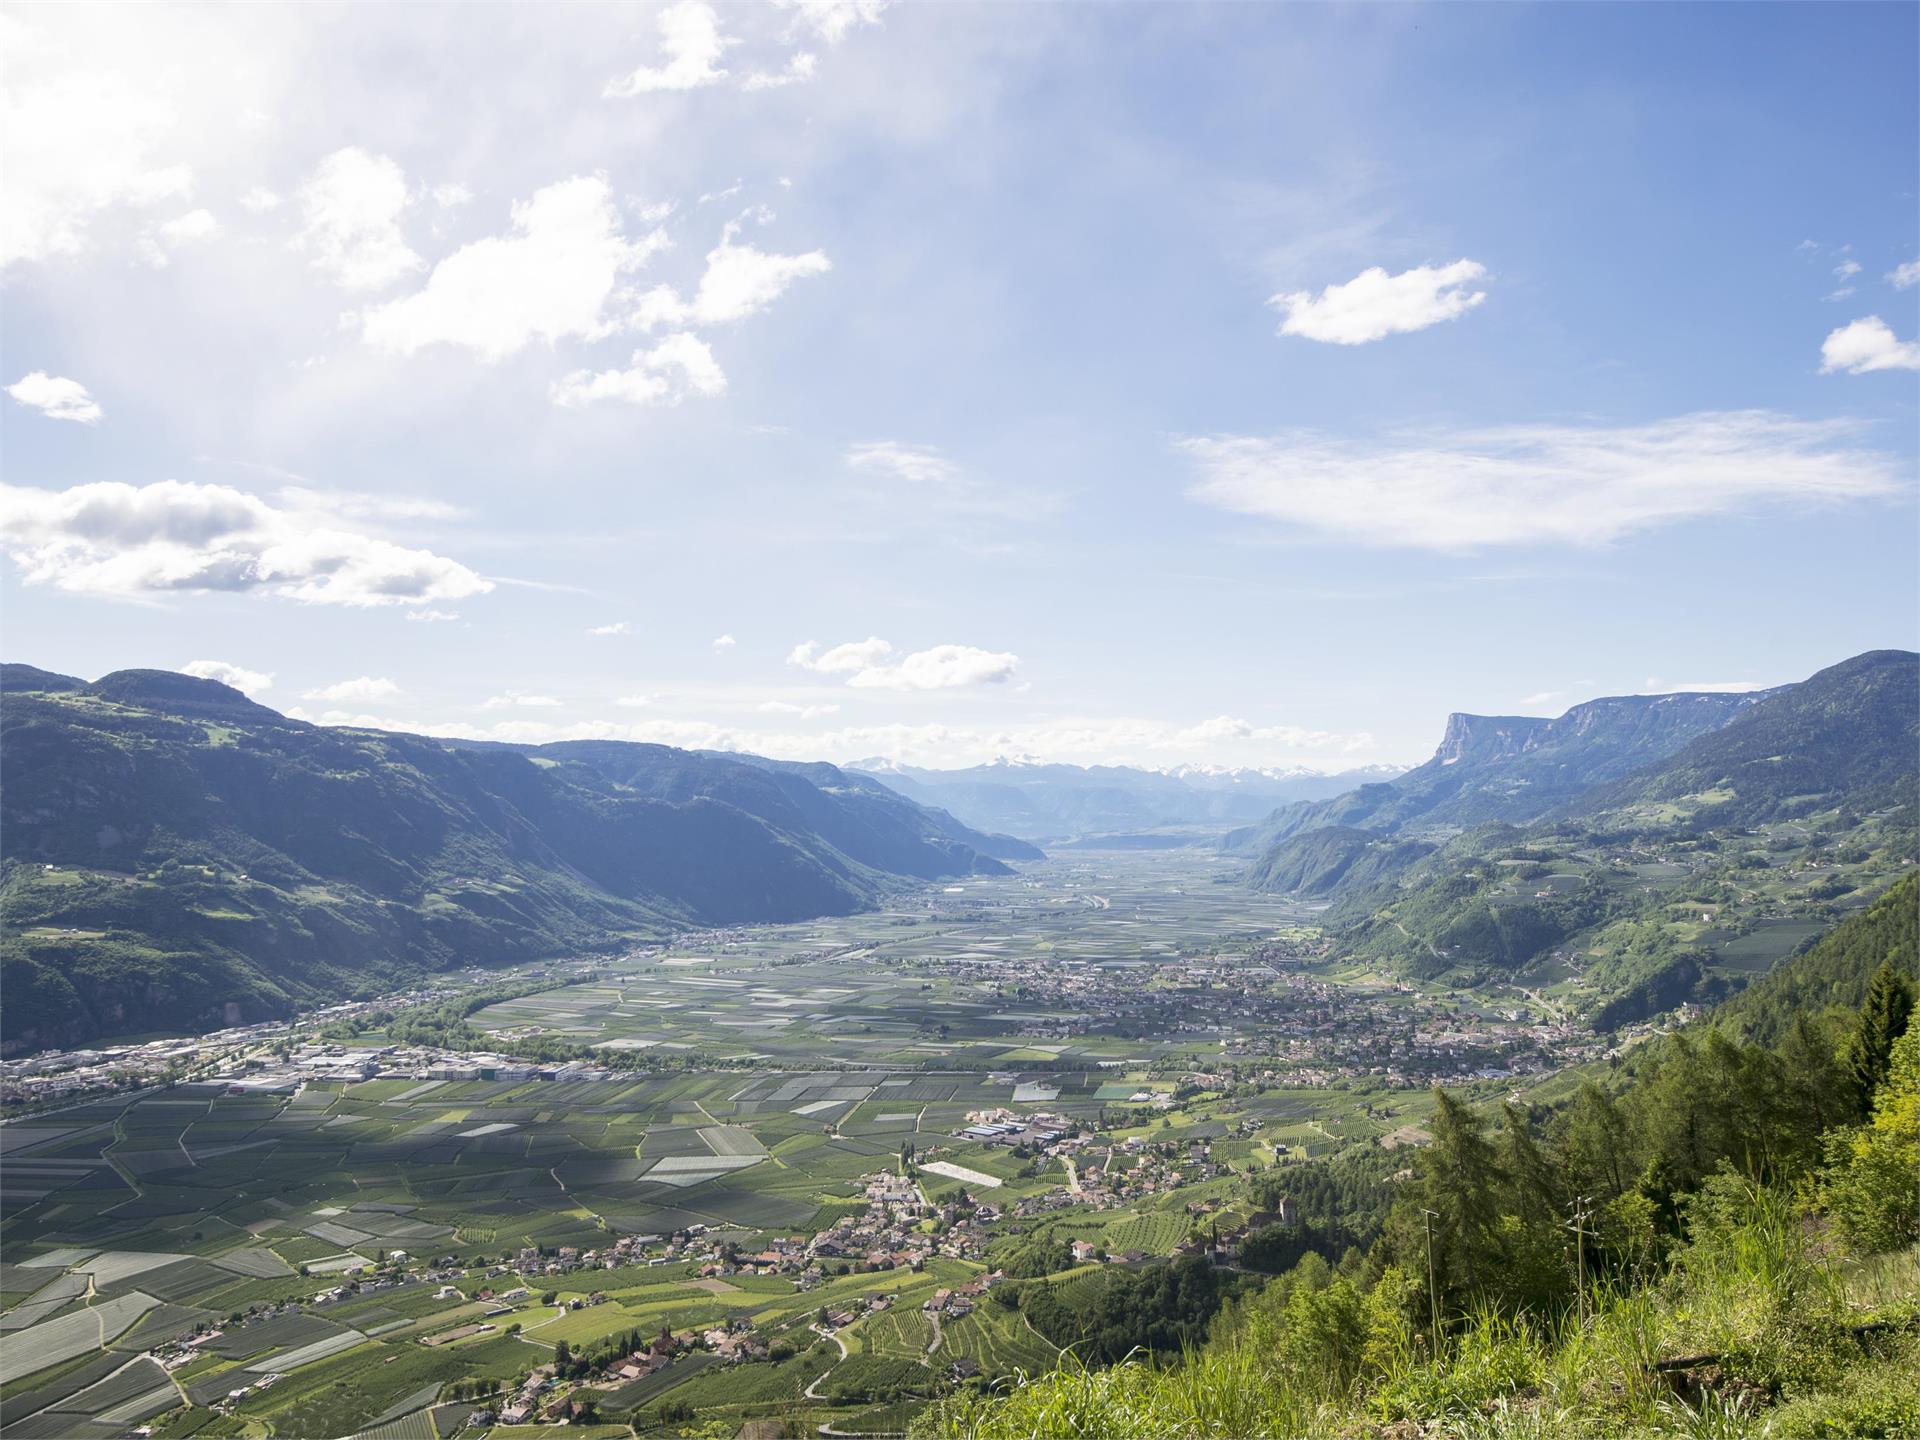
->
[[1233, 688, 1773, 854]]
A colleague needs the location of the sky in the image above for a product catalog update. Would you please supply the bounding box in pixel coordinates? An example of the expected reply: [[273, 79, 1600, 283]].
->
[[3, 1, 1917, 772]]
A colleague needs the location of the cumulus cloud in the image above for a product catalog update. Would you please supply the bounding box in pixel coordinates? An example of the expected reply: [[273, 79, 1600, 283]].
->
[[633, 221, 830, 330], [8, 372, 102, 423], [551, 333, 727, 407], [483, 691, 562, 709], [845, 441, 958, 485], [1270, 259, 1488, 345], [1, 18, 194, 267], [305, 675, 401, 701], [615, 693, 655, 707], [158, 208, 221, 244], [1890, 260, 1920, 289], [295, 147, 421, 290], [742, 52, 819, 90], [789, 637, 1019, 690], [779, 0, 890, 44], [407, 608, 460, 623], [712, 634, 737, 648], [239, 186, 282, 213], [0, 478, 494, 607], [605, 0, 736, 95], [1182, 410, 1902, 549], [587, 621, 632, 635], [758, 700, 840, 718], [182, 659, 273, 695], [432, 182, 473, 210], [1819, 316, 1920, 375], [364, 176, 665, 360]]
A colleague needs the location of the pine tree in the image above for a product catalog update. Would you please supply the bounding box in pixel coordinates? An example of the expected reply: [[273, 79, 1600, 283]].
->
[[1843, 960, 1916, 1118]]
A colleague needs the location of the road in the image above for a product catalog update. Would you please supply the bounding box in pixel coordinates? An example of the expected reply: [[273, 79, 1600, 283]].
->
[[802, 1324, 848, 1400]]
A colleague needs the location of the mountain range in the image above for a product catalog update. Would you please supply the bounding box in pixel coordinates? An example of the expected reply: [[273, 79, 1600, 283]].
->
[[1243, 650, 1918, 1026], [851, 758, 1403, 843], [1244, 650, 1918, 898], [1226, 688, 1776, 855], [0, 665, 1034, 1051]]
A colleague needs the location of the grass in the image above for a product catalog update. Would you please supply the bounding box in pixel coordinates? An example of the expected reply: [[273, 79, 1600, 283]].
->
[[914, 1192, 1920, 1440]]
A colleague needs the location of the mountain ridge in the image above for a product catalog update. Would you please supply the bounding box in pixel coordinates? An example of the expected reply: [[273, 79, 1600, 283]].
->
[[0, 665, 1034, 1051]]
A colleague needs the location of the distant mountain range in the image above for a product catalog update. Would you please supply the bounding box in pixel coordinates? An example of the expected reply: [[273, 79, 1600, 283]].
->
[[1227, 689, 1776, 855], [0, 665, 1035, 1050], [850, 758, 1404, 843]]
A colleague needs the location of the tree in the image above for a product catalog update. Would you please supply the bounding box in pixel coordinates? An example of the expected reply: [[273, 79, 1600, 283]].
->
[[1842, 960, 1916, 1119], [1821, 1024, 1920, 1253]]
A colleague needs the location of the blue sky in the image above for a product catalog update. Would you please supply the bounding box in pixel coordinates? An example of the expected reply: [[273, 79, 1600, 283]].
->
[[4, 1, 1916, 769]]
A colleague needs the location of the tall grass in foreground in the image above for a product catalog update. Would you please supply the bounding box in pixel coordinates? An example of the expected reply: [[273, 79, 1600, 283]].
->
[[911, 1190, 1920, 1439]]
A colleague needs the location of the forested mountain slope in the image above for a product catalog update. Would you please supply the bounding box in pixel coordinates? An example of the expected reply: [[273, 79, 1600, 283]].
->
[[1252, 652, 1918, 1028], [0, 665, 1027, 1050], [1230, 688, 1768, 854]]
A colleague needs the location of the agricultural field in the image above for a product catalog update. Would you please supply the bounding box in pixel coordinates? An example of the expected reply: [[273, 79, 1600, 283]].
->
[[0, 852, 1529, 1437]]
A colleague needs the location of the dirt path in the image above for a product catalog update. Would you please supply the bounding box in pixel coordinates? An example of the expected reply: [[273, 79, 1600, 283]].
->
[[926, 1311, 943, 1355]]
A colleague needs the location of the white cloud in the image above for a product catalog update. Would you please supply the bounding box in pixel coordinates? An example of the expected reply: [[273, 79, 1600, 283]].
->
[[0, 478, 494, 607], [483, 691, 562, 709], [778, 0, 890, 44], [1182, 410, 1902, 549], [406, 608, 460, 623], [1519, 690, 1565, 708], [158, 208, 222, 244], [615, 693, 656, 707], [295, 147, 421, 291], [1168, 715, 1372, 751], [789, 637, 896, 673], [605, 0, 736, 96], [587, 621, 632, 635], [758, 700, 840, 718], [845, 441, 958, 485], [432, 182, 473, 209], [742, 52, 818, 91], [712, 633, 737, 648], [790, 636, 1019, 690], [305, 675, 401, 701], [551, 333, 727, 407], [1833, 259, 1862, 280], [182, 659, 273, 695], [0, 16, 195, 267], [633, 221, 830, 329], [1269, 259, 1488, 345], [1820, 316, 1920, 375], [364, 176, 665, 360], [1890, 259, 1920, 289], [239, 186, 282, 214], [8, 372, 103, 424]]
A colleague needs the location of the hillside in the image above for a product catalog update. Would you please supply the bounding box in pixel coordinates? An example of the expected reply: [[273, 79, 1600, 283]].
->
[[0, 666, 1029, 1051], [1242, 825, 1435, 898], [1293, 653, 1918, 1025], [855, 759, 1401, 843], [1567, 648, 1920, 829], [1230, 688, 1770, 855], [1713, 871, 1919, 1046]]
